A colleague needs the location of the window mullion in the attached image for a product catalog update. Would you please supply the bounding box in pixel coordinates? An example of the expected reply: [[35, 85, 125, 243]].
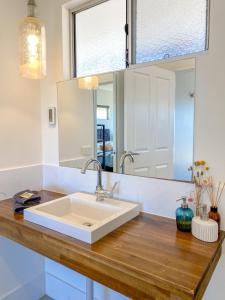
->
[[126, 0, 134, 66]]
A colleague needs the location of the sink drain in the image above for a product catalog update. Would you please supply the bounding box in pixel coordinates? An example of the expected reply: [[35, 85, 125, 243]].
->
[[83, 222, 93, 227]]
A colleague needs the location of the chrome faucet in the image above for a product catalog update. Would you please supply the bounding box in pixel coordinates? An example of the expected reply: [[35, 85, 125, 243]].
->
[[81, 159, 117, 201], [119, 151, 139, 174]]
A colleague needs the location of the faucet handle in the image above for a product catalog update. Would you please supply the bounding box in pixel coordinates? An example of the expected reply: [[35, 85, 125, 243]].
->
[[104, 182, 119, 198], [130, 151, 140, 156], [111, 182, 118, 194]]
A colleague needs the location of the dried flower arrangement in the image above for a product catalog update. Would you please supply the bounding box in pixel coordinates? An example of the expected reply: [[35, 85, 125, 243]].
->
[[189, 161, 225, 224], [188, 160, 210, 216]]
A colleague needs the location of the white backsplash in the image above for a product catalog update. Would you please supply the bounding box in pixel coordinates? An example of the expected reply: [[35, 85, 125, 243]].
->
[[0, 164, 43, 200]]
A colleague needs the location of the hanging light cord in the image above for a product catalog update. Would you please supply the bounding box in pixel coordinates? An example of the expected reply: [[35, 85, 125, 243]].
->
[[27, 0, 37, 17]]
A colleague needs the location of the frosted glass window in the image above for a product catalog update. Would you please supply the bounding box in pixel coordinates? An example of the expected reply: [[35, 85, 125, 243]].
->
[[75, 0, 126, 77], [135, 0, 208, 64]]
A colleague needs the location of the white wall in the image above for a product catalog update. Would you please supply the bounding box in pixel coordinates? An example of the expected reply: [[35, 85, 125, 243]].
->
[[194, 0, 225, 229], [39, 0, 66, 165], [0, 0, 42, 169], [0, 1, 45, 299], [195, 0, 225, 182]]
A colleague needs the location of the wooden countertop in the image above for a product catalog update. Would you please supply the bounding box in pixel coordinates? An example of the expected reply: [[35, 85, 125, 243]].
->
[[0, 190, 224, 300]]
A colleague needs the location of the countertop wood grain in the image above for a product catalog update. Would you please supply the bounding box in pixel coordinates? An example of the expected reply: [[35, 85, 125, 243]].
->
[[0, 190, 224, 300]]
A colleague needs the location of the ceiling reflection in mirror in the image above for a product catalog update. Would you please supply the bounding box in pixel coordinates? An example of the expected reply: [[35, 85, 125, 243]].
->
[[57, 58, 195, 182]]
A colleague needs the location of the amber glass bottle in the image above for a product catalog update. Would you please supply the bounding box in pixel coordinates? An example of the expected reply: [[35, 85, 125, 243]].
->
[[208, 207, 220, 231]]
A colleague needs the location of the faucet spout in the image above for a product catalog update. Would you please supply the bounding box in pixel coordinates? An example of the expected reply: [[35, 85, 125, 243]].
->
[[81, 158, 102, 173], [81, 158, 118, 201], [81, 159, 104, 200], [119, 151, 139, 174]]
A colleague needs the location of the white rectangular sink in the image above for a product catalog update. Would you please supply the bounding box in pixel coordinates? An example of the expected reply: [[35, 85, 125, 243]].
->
[[24, 192, 140, 244]]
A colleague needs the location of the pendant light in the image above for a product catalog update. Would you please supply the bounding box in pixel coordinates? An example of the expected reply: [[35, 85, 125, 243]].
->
[[78, 76, 99, 90], [19, 0, 46, 79]]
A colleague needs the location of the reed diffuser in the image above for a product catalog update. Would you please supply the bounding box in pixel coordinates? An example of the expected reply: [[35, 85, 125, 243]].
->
[[206, 177, 225, 230]]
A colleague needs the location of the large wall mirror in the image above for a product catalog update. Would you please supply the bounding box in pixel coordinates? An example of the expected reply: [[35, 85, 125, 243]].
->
[[58, 57, 195, 182]]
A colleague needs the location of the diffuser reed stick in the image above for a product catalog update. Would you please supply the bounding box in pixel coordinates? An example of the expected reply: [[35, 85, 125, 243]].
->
[[206, 177, 225, 208]]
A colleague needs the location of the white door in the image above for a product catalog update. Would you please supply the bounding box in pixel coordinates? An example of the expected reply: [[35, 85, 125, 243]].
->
[[124, 65, 175, 179]]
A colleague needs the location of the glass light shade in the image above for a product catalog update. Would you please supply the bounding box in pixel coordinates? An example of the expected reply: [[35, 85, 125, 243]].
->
[[19, 17, 46, 79], [78, 76, 99, 90]]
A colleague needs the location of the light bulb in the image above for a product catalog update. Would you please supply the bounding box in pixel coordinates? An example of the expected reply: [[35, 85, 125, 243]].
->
[[27, 34, 39, 62], [78, 76, 99, 90], [19, 1, 46, 80]]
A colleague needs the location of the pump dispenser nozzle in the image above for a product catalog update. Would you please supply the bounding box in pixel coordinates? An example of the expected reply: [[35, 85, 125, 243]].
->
[[177, 197, 188, 208]]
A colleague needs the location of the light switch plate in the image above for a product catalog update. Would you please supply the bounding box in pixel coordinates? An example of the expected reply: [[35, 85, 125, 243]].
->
[[48, 107, 56, 126]]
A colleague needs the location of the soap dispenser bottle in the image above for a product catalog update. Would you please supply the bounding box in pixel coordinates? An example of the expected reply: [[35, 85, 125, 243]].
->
[[192, 205, 218, 242], [176, 197, 194, 232]]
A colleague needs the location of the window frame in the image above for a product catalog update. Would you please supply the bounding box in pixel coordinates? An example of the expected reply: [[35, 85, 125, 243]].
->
[[97, 105, 110, 120], [71, 0, 128, 78], [70, 1, 109, 78], [69, 0, 210, 78], [131, 0, 210, 65]]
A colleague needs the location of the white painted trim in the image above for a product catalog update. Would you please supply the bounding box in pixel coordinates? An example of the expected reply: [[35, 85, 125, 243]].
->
[[62, 0, 91, 80], [62, 0, 109, 80], [61, 0, 209, 81], [63, 0, 90, 10], [127, 51, 209, 71], [0, 163, 42, 173], [62, 4, 71, 80], [59, 157, 89, 163]]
